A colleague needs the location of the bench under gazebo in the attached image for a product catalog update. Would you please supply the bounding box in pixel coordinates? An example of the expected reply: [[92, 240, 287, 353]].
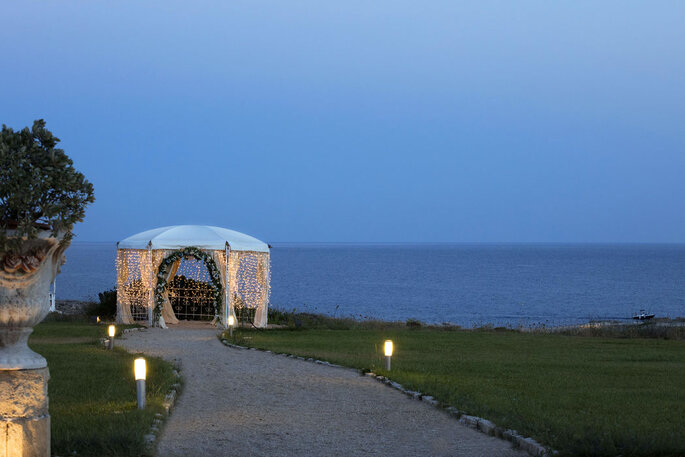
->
[[115, 225, 270, 328]]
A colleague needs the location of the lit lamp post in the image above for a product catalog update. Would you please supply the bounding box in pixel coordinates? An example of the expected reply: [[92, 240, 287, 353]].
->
[[108, 325, 115, 350], [228, 314, 235, 337], [134, 358, 146, 410], [384, 340, 393, 371]]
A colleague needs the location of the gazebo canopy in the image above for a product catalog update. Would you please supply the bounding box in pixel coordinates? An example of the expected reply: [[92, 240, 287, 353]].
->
[[117, 225, 269, 252]]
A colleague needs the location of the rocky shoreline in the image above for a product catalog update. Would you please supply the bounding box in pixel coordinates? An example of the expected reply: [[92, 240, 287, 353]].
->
[[54, 300, 92, 315]]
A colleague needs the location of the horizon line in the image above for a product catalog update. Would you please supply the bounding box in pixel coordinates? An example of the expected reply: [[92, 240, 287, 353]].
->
[[70, 240, 685, 245]]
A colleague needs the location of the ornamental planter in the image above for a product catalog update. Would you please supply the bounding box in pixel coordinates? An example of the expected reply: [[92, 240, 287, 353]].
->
[[0, 230, 69, 457], [0, 231, 67, 369]]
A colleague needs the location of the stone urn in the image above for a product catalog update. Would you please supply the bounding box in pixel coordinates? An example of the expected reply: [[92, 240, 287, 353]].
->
[[0, 231, 68, 369], [0, 230, 68, 457]]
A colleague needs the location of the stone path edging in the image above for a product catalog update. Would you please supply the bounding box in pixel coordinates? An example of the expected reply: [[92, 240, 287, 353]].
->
[[101, 327, 146, 349], [220, 338, 554, 457], [144, 366, 182, 451]]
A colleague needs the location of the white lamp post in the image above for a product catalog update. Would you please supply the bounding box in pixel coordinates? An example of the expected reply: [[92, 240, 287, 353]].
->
[[134, 358, 146, 410], [228, 314, 235, 337], [108, 325, 115, 350], [384, 340, 393, 371]]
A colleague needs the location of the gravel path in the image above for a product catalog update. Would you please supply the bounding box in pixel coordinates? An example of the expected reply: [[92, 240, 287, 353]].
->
[[120, 326, 526, 457]]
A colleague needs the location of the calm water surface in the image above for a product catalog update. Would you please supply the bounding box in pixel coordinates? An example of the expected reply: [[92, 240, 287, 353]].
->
[[58, 242, 685, 327]]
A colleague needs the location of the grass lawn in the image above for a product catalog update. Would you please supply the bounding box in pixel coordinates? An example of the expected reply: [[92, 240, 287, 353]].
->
[[225, 325, 685, 457], [29, 321, 178, 457]]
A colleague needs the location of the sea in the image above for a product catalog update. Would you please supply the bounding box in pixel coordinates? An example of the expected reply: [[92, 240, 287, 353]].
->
[[57, 242, 685, 327]]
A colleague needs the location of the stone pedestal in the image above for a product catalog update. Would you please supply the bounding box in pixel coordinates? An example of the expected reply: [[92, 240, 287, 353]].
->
[[0, 368, 50, 457]]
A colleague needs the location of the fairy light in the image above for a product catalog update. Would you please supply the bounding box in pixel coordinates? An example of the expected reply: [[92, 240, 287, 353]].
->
[[229, 251, 270, 316], [116, 249, 152, 321], [168, 257, 216, 318], [116, 248, 270, 325]]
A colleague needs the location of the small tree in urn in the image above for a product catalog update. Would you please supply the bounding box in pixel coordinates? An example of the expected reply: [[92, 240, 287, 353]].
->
[[0, 119, 95, 252], [0, 119, 94, 457]]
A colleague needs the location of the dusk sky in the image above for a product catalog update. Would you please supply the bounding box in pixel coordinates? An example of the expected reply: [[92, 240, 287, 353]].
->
[[2, 1, 684, 243]]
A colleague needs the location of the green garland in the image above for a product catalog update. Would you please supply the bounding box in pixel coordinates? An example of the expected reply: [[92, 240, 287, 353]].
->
[[154, 247, 223, 325]]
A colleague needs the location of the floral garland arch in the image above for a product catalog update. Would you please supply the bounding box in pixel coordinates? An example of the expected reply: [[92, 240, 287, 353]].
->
[[154, 246, 223, 324]]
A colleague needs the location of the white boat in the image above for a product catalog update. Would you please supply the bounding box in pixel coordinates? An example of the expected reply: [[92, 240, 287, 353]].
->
[[632, 310, 655, 320]]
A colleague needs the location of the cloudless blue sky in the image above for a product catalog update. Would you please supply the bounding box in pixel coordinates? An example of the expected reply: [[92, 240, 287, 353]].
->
[[2, 1, 684, 243]]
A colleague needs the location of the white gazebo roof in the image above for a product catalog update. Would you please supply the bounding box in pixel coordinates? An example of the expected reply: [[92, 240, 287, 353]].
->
[[117, 225, 269, 252]]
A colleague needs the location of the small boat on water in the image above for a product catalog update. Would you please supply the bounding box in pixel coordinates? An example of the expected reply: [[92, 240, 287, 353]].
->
[[633, 310, 655, 320]]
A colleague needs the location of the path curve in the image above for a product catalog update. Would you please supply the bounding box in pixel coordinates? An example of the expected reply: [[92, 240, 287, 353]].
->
[[120, 327, 525, 457]]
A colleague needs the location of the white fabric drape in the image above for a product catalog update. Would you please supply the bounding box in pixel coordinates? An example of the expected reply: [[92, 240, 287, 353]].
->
[[160, 259, 180, 324], [211, 250, 231, 327], [228, 251, 240, 325], [253, 253, 269, 328], [116, 300, 134, 324]]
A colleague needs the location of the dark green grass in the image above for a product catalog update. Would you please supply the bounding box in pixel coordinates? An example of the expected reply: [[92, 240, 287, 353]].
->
[[29, 322, 177, 457], [225, 327, 685, 457], [31, 320, 139, 340]]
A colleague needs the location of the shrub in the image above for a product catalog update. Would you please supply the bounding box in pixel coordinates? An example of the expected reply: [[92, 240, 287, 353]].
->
[[86, 288, 117, 319], [0, 120, 94, 253], [406, 318, 422, 328]]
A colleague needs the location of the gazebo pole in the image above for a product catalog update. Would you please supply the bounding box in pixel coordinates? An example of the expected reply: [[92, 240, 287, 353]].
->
[[265, 251, 271, 325], [148, 243, 153, 327], [225, 244, 230, 328]]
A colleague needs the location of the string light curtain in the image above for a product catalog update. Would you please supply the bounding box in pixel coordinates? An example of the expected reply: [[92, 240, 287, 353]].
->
[[229, 251, 271, 327], [116, 249, 152, 322]]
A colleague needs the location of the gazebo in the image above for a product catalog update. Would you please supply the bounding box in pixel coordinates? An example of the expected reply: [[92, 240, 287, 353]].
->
[[115, 225, 270, 328]]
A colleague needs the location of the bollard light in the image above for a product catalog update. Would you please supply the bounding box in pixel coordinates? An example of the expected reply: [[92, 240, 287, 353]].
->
[[108, 325, 116, 349], [228, 314, 235, 337], [384, 340, 393, 356], [134, 357, 146, 380], [384, 340, 393, 370], [134, 358, 146, 409]]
